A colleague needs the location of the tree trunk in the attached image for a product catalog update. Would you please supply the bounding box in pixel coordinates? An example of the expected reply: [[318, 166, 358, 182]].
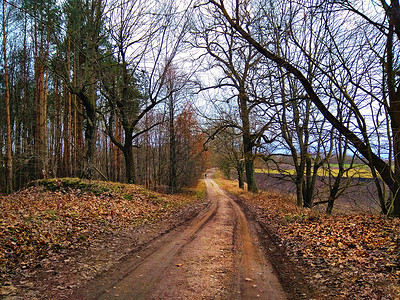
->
[[295, 176, 303, 207], [37, 60, 47, 178], [2, 1, 13, 193], [389, 118, 400, 215], [114, 117, 122, 181], [73, 44, 80, 176], [326, 176, 341, 215], [34, 26, 47, 180], [84, 102, 96, 179], [237, 162, 244, 189], [169, 95, 177, 194], [22, 13, 28, 160], [244, 153, 257, 193], [75, 88, 97, 179], [54, 81, 62, 177], [239, 90, 258, 193], [62, 82, 70, 177], [387, 24, 400, 216], [67, 38, 72, 176], [123, 133, 135, 184], [303, 156, 317, 208]]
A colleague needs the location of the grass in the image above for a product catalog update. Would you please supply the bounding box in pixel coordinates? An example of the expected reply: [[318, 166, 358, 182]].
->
[[31, 178, 112, 195]]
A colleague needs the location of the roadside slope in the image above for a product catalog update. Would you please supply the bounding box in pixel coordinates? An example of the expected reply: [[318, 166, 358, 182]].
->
[[0, 178, 207, 299], [218, 177, 400, 299]]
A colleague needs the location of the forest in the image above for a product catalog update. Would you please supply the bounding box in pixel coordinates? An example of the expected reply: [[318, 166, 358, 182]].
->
[[1, 0, 400, 216]]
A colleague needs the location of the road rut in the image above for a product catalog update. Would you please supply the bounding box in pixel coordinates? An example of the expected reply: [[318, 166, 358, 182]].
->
[[73, 177, 286, 299]]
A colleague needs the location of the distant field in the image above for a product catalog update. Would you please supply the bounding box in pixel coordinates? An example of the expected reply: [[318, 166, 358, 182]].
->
[[255, 164, 373, 179]]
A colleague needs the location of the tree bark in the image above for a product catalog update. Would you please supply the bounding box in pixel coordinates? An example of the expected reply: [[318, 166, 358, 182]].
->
[[239, 90, 258, 193], [237, 162, 244, 189], [123, 145, 134, 184], [83, 91, 97, 179], [2, 1, 13, 193], [295, 178, 303, 208], [387, 23, 400, 215], [67, 38, 72, 176], [34, 28, 47, 179], [326, 176, 341, 215], [169, 94, 177, 193], [54, 81, 62, 177]]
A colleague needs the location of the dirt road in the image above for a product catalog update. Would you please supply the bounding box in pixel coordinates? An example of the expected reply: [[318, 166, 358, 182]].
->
[[73, 177, 286, 299]]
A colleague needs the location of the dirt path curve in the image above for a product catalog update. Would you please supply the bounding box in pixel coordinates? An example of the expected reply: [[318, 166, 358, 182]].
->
[[73, 177, 286, 299]]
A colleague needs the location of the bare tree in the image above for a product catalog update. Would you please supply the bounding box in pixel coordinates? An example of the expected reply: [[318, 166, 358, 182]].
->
[[100, 0, 191, 184], [207, 0, 400, 216], [210, 125, 245, 188], [192, 5, 278, 192]]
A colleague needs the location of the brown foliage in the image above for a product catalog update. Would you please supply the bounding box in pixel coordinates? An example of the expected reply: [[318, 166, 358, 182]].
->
[[0, 179, 195, 276], [218, 178, 400, 298]]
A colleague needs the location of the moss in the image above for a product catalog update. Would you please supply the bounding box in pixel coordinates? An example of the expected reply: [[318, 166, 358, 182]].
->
[[123, 194, 133, 200], [45, 210, 58, 220], [32, 178, 111, 196], [284, 212, 308, 223]]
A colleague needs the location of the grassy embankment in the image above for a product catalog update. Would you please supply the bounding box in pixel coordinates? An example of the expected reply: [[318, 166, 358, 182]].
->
[[0, 178, 206, 275]]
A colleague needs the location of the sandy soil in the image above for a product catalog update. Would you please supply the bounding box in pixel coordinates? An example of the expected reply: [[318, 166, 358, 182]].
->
[[72, 177, 286, 300]]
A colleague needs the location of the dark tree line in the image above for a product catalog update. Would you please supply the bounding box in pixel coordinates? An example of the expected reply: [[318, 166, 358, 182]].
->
[[0, 0, 208, 193]]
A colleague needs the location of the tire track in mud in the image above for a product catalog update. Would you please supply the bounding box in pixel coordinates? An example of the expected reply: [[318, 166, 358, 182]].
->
[[73, 177, 286, 299], [74, 191, 218, 299], [209, 179, 285, 299]]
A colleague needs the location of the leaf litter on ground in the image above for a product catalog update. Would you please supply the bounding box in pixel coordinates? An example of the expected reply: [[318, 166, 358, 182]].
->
[[217, 177, 400, 299], [0, 178, 205, 297]]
